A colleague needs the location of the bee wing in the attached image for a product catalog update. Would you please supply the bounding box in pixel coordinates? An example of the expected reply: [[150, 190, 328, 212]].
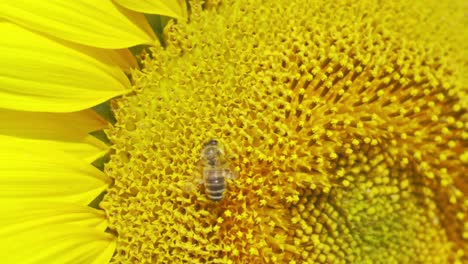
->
[[223, 167, 240, 189], [227, 168, 238, 180], [222, 152, 238, 180], [184, 164, 204, 194], [184, 181, 197, 193]]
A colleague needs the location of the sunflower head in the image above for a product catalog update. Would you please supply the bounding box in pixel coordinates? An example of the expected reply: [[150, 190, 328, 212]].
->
[[99, 0, 467, 263]]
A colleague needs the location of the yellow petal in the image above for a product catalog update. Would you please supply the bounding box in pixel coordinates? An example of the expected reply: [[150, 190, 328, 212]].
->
[[21, 135, 109, 164], [0, 202, 108, 233], [114, 0, 188, 19], [0, 109, 109, 161], [0, 203, 115, 264], [0, 0, 156, 48], [0, 109, 107, 139], [0, 21, 131, 112], [0, 136, 109, 204], [67, 135, 109, 163]]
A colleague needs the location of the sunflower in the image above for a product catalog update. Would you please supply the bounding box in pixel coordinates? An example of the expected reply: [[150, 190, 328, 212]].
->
[[1, 0, 466, 263]]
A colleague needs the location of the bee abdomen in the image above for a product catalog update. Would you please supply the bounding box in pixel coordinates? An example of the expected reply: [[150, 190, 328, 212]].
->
[[205, 176, 226, 201]]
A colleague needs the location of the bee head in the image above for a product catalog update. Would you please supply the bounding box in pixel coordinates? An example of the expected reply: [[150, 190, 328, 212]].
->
[[204, 139, 219, 147]]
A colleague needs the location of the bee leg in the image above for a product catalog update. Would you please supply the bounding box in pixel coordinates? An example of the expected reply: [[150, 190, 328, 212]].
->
[[197, 178, 204, 185]]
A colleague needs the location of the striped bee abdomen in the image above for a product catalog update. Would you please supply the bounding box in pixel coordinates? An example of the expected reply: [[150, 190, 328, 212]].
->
[[204, 169, 227, 202]]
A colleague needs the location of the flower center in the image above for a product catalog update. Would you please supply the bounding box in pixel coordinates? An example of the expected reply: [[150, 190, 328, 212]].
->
[[101, 0, 467, 263]]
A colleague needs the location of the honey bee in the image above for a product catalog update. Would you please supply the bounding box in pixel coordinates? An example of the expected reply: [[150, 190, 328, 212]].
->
[[199, 139, 235, 202]]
